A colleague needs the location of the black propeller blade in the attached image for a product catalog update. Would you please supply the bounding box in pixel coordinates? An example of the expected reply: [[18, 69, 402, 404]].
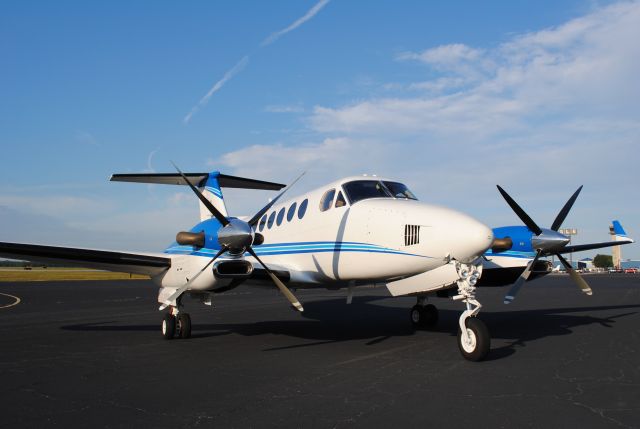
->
[[504, 249, 542, 304], [171, 162, 229, 226], [247, 247, 304, 311], [160, 246, 229, 310], [496, 185, 542, 235], [551, 186, 583, 231], [555, 253, 592, 295], [248, 172, 305, 227]]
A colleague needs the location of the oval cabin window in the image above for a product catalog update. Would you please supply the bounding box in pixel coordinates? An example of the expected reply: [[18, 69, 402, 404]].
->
[[319, 189, 335, 212], [298, 199, 308, 219]]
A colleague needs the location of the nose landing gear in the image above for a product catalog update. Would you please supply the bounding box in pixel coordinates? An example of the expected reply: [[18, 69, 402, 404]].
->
[[453, 260, 490, 361]]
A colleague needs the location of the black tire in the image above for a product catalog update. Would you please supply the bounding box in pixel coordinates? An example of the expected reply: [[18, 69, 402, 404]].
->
[[410, 304, 439, 329], [410, 305, 423, 328], [422, 304, 439, 329], [177, 313, 192, 339], [162, 314, 176, 340], [457, 318, 490, 362]]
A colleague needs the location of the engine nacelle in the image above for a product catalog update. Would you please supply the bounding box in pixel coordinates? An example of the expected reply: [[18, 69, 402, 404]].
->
[[213, 259, 254, 279]]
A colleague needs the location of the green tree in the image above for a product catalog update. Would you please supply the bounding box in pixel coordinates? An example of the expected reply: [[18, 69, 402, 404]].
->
[[593, 254, 613, 268]]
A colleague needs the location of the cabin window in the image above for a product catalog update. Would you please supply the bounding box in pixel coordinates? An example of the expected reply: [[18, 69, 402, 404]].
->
[[267, 211, 276, 229], [298, 199, 308, 219], [342, 180, 392, 204], [276, 207, 285, 226], [383, 181, 417, 200], [287, 202, 297, 222], [259, 214, 267, 232], [319, 189, 335, 212], [335, 191, 347, 208]]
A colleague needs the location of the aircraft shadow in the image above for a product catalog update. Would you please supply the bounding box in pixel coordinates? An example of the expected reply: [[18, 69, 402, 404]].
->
[[60, 297, 640, 361]]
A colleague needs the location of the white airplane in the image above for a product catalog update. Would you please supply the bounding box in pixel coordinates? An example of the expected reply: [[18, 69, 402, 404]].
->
[[0, 168, 632, 362]]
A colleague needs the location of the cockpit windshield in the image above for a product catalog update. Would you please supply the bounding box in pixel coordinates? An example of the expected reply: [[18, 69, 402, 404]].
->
[[342, 180, 418, 204], [383, 181, 417, 200]]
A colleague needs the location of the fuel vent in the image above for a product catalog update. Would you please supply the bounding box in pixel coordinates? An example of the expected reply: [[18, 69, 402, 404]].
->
[[405, 225, 420, 246]]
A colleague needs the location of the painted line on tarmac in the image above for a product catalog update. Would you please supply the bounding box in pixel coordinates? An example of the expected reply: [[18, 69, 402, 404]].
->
[[0, 293, 21, 309]]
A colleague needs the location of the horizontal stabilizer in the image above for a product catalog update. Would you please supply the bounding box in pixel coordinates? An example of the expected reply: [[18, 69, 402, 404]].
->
[[110, 172, 285, 191]]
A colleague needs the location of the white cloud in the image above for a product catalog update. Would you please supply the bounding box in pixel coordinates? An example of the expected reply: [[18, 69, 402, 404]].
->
[[261, 0, 331, 46], [311, 1, 640, 141]]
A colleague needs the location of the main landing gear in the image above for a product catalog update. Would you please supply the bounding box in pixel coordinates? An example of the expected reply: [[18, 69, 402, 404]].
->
[[162, 305, 192, 340], [453, 260, 490, 361], [410, 296, 439, 329]]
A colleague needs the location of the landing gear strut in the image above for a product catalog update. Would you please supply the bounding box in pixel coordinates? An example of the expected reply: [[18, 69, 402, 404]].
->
[[453, 260, 490, 361], [410, 296, 438, 329], [161, 305, 192, 340]]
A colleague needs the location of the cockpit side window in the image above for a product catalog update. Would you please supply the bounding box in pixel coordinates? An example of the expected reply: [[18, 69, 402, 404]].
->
[[335, 191, 347, 208], [342, 180, 392, 204], [383, 181, 418, 200], [319, 189, 336, 212]]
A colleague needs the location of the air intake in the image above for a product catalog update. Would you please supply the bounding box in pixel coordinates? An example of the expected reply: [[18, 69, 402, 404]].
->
[[405, 225, 420, 246], [213, 260, 254, 279]]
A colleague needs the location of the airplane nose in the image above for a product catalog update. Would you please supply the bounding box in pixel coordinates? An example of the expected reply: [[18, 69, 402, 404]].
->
[[448, 212, 494, 263]]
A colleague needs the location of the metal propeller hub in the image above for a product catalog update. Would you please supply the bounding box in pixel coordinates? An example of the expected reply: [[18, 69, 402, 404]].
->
[[531, 228, 570, 252], [217, 219, 254, 254]]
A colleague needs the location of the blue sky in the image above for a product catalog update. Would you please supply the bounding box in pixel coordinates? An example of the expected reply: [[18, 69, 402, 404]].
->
[[1, 0, 638, 259]]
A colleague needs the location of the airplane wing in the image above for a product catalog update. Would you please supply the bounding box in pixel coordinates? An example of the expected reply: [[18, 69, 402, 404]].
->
[[0, 242, 171, 276], [556, 240, 633, 254]]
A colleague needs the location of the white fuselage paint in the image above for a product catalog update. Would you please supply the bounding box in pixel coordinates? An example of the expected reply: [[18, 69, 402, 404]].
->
[[154, 176, 494, 295]]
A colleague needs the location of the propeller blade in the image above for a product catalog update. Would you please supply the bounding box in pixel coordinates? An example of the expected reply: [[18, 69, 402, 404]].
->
[[504, 249, 542, 304], [246, 247, 304, 312], [248, 172, 305, 227], [550, 186, 583, 231], [159, 246, 228, 310], [496, 185, 542, 235], [171, 162, 229, 226], [556, 253, 592, 296]]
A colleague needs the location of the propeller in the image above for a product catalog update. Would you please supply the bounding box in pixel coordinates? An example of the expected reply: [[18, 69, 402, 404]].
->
[[498, 185, 592, 304], [169, 163, 304, 311]]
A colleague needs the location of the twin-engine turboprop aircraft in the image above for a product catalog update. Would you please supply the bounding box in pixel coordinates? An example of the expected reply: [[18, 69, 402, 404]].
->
[[0, 167, 633, 361]]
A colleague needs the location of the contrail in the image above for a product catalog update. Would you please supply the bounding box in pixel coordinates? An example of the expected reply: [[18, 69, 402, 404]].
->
[[184, 0, 330, 124], [261, 0, 331, 46], [183, 55, 250, 124]]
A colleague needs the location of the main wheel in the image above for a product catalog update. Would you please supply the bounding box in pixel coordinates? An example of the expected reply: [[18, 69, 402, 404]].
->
[[410, 305, 423, 328], [177, 313, 192, 339], [410, 304, 439, 329], [162, 314, 176, 340], [422, 304, 439, 328], [457, 317, 490, 361]]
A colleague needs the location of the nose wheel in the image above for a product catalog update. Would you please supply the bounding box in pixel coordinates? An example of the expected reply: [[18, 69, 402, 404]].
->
[[457, 317, 490, 361], [161, 307, 192, 340]]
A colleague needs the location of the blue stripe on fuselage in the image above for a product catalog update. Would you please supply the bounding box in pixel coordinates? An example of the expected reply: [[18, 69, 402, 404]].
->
[[164, 241, 432, 259]]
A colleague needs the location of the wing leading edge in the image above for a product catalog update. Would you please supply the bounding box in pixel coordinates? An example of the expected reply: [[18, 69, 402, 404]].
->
[[0, 242, 171, 276]]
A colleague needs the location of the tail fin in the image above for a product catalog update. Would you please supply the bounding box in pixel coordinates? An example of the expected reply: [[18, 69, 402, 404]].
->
[[110, 171, 286, 222], [611, 220, 633, 243], [200, 172, 227, 221]]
